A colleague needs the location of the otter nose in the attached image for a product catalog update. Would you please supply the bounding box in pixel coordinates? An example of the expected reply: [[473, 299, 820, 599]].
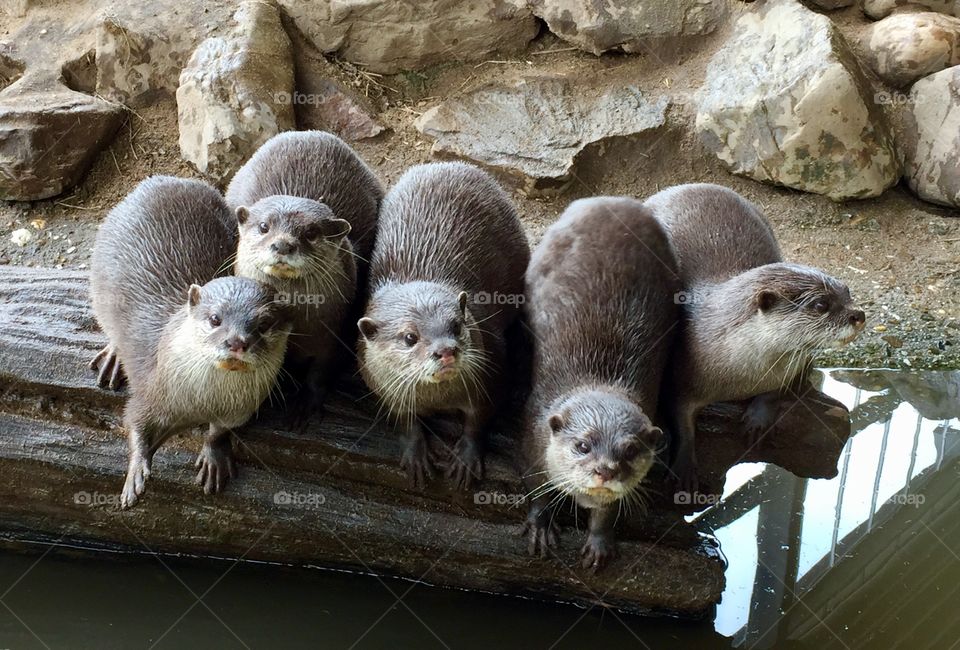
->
[[594, 465, 617, 482], [225, 336, 249, 354], [432, 346, 458, 366], [849, 309, 865, 329], [271, 239, 298, 255]]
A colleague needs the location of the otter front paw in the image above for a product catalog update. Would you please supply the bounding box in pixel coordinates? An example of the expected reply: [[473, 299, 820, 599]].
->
[[195, 442, 237, 495], [400, 436, 439, 489], [741, 398, 778, 448], [445, 436, 484, 490], [120, 455, 151, 509], [671, 455, 700, 499], [521, 517, 560, 558], [90, 344, 125, 391], [581, 533, 617, 572]]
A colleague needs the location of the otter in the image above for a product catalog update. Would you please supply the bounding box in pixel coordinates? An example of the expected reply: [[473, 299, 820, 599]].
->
[[89, 176, 290, 508], [357, 162, 530, 490], [233, 194, 356, 420], [520, 197, 678, 572], [643, 183, 866, 494], [225, 130, 383, 265], [226, 131, 381, 415]]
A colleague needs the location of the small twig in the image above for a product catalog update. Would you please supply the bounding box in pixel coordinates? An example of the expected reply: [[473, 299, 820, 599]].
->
[[55, 202, 104, 211], [530, 47, 579, 55]]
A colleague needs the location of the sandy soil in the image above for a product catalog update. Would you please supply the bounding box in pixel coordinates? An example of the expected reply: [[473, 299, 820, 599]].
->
[[1, 5, 957, 369]]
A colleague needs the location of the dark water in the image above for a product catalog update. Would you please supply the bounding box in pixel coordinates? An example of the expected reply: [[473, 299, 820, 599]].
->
[[1, 369, 958, 649]]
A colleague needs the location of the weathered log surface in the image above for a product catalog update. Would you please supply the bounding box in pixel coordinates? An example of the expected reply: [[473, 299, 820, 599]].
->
[[0, 267, 852, 618]]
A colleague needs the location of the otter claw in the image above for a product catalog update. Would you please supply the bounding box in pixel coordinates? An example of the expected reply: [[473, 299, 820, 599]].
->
[[120, 455, 151, 509], [444, 437, 483, 490], [90, 344, 126, 391], [400, 438, 437, 489], [195, 443, 237, 495], [522, 519, 559, 558], [581, 534, 616, 572]]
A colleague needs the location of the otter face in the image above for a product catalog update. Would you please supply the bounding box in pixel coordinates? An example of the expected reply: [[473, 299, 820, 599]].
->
[[358, 283, 476, 386], [754, 264, 866, 349], [185, 278, 291, 372], [235, 195, 351, 283], [544, 389, 663, 509]]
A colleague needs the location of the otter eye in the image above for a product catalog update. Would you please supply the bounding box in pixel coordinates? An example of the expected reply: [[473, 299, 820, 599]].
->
[[812, 299, 830, 314], [575, 440, 591, 455], [622, 444, 640, 461], [403, 332, 419, 347], [258, 222, 269, 234], [209, 314, 222, 327], [304, 227, 320, 241], [450, 320, 462, 336]]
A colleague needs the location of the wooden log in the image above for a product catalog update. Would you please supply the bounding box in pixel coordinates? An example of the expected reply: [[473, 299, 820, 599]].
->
[[0, 267, 852, 618]]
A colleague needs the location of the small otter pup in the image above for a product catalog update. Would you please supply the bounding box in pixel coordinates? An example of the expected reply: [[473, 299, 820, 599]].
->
[[226, 131, 382, 413], [357, 162, 530, 489], [643, 183, 866, 493], [520, 197, 678, 571], [89, 177, 290, 508]]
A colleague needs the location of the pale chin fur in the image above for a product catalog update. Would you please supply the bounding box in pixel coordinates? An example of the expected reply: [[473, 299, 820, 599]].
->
[[827, 323, 860, 348]]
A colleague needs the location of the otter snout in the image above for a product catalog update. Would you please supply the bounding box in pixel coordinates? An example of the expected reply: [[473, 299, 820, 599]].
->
[[271, 237, 299, 256], [431, 343, 460, 381], [848, 309, 866, 330], [593, 464, 618, 483], [225, 335, 250, 356]]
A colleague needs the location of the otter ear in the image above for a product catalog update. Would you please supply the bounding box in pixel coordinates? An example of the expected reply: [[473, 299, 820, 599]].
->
[[236, 206, 249, 225], [457, 291, 468, 314], [756, 290, 778, 312], [358, 317, 378, 340], [322, 218, 351, 240], [548, 413, 565, 434], [187, 284, 202, 308]]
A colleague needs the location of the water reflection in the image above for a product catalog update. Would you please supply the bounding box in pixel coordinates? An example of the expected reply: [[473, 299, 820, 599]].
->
[[699, 370, 960, 648]]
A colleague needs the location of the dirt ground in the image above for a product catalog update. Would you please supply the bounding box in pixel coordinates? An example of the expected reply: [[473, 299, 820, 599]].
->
[[1, 6, 958, 370]]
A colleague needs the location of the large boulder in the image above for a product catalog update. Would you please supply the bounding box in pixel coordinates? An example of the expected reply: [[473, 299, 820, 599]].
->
[[696, 0, 900, 200], [863, 0, 960, 20], [865, 12, 960, 88], [903, 66, 960, 208], [0, 74, 123, 201], [527, 0, 727, 56], [415, 75, 669, 193], [176, 0, 295, 182], [278, 0, 539, 74]]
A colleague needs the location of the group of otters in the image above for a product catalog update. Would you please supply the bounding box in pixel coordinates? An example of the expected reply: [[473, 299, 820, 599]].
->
[[88, 131, 866, 571]]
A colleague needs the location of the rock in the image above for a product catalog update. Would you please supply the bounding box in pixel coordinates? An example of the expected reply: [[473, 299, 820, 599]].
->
[[9, 228, 31, 246], [288, 34, 384, 140], [0, 0, 28, 17], [807, 0, 855, 8], [176, 0, 295, 182], [279, 0, 539, 74], [93, 15, 200, 106], [0, 74, 123, 201], [903, 66, 960, 208], [863, 0, 960, 20], [527, 0, 727, 56], [865, 12, 960, 87], [696, 0, 899, 201], [415, 76, 669, 193]]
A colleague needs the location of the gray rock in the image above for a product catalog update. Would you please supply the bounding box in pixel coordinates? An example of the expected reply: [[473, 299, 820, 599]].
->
[[176, 0, 295, 182], [903, 66, 960, 208], [807, 0, 854, 9], [0, 74, 123, 201], [528, 0, 727, 56], [863, 0, 960, 20], [279, 0, 539, 74], [415, 76, 669, 193], [696, 0, 899, 200], [865, 12, 960, 88]]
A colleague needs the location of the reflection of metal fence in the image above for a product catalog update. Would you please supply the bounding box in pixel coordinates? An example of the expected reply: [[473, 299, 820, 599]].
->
[[697, 371, 960, 648]]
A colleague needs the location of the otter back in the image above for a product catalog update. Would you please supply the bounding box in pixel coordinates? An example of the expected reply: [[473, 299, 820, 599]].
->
[[90, 176, 237, 384], [526, 196, 680, 415], [225, 130, 384, 261]]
